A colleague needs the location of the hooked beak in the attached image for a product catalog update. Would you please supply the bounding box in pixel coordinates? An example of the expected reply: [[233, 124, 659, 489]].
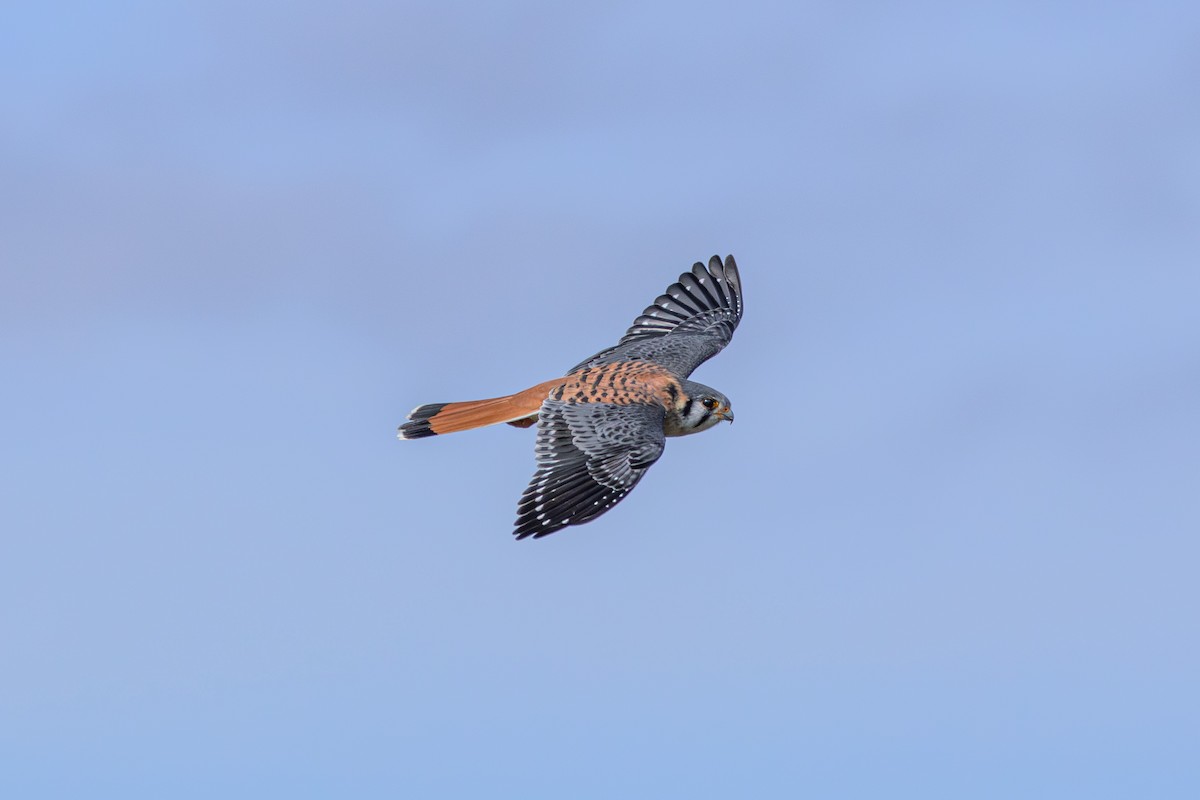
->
[[717, 406, 734, 423]]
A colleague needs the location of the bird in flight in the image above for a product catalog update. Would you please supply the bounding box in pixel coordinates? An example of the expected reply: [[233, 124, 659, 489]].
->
[[398, 254, 743, 539]]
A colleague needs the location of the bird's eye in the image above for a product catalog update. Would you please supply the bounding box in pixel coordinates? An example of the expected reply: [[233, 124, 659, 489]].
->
[[702, 397, 718, 410]]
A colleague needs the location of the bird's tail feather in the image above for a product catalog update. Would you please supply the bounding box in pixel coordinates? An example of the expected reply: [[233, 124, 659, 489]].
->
[[397, 379, 560, 439]]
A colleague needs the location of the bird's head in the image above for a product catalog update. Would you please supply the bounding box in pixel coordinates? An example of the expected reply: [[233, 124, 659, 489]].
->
[[666, 381, 734, 437]]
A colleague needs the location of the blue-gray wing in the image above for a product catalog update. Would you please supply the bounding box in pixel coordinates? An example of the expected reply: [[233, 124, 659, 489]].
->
[[569, 254, 744, 377], [513, 400, 666, 539]]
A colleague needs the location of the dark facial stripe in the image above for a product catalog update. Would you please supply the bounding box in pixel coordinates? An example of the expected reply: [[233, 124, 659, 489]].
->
[[698, 411, 712, 427], [681, 398, 693, 419]]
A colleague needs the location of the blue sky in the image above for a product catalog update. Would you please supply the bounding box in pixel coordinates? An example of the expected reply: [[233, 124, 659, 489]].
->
[[2, 2, 1198, 797]]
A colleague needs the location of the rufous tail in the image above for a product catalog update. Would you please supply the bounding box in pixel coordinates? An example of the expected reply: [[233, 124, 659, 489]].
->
[[397, 378, 560, 439]]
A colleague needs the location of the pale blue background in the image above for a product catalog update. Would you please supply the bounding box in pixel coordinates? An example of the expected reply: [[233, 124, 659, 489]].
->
[[3, 2, 1198, 797]]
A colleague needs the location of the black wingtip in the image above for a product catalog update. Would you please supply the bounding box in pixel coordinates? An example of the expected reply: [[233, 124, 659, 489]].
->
[[513, 510, 571, 540], [615, 252, 743, 346], [513, 480, 584, 539], [699, 254, 734, 268], [705, 254, 739, 287], [396, 402, 447, 440], [721, 254, 739, 284]]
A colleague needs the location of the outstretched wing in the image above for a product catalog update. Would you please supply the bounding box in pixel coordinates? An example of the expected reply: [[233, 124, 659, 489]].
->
[[570, 254, 744, 377], [513, 400, 666, 539]]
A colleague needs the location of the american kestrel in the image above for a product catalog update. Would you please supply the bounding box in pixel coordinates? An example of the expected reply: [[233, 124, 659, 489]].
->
[[398, 254, 743, 539]]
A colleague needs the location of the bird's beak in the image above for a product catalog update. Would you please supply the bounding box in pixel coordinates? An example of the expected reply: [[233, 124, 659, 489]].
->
[[718, 406, 734, 423]]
